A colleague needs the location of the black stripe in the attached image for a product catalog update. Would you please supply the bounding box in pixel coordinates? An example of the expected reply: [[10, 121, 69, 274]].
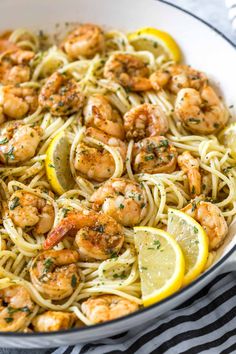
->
[[80, 343, 104, 354], [63, 346, 74, 354], [179, 328, 236, 354], [220, 341, 236, 354], [121, 285, 236, 354]]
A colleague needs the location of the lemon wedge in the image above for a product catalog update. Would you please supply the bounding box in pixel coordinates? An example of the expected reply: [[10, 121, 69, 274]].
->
[[128, 27, 181, 62], [45, 131, 74, 195], [167, 208, 209, 286], [218, 123, 236, 159], [134, 226, 185, 306]]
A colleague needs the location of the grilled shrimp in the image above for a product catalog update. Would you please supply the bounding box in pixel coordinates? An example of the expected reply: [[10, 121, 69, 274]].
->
[[91, 178, 147, 226], [43, 209, 125, 261], [0, 285, 34, 332], [39, 72, 84, 116], [0, 122, 42, 164], [0, 85, 38, 122], [182, 199, 228, 250], [74, 127, 127, 182], [30, 250, 80, 300], [33, 311, 76, 332], [83, 95, 125, 139], [174, 86, 228, 134], [132, 136, 177, 174], [150, 64, 207, 94], [0, 49, 35, 85], [124, 103, 169, 141], [81, 295, 139, 324], [178, 151, 201, 197], [104, 53, 152, 91], [9, 190, 54, 234], [62, 24, 105, 59]]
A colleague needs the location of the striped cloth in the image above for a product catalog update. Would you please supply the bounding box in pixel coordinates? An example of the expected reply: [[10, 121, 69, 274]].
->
[[225, 0, 236, 31], [48, 272, 236, 354]]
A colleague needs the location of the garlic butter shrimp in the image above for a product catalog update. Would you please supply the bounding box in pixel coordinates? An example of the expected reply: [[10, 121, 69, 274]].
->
[[150, 64, 207, 94], [0, 49, 35, 85], [0, 85, 38, 122], [30, 250, 80, 300], [43, 209, 125, 261], [174, 86, 228, 134], [104, 53, 152, 92], [83, 95, 125, 139], [39, 72, 84, 116], [33, 311, 76, 332], [91, 178, 147, 226], [182, 199, 228, 250], [81, 295, 139, 324], [124, 103, 169, 141], [9, 190, 54, 234], [132, 136, 177, 174], [178, 151, 201, 197], [62, 24, 105, 59], [0, 122, 42, 164], [0, 285, 34, 332], [74, 127, 127, 182]]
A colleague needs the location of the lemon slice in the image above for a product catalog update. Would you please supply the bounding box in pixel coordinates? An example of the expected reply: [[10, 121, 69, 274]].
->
[[128, 27, 181, 62], [134, 226, 185, 306], [218, 123, 236, 159], [167, 208, 208, 286], [45, 131, 74, 195]]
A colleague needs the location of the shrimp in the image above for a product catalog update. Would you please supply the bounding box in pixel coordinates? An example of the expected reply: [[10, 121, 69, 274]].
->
[[81, 295, 139, 324], [83, 95, 125, 139], [0, 85, 38, 122], [0, 285, 34, 332], [150, 64, 207, 94], [30, 250, 80, 300], [90, 178, 147, 226], [9, 190, 55, 234], [178, 151, 201, 197], [62, 24, 105, 59], [74, 127, 127, 182], [182, 199, 228, 250], [0, 122, 42, 164], [0, 49, 35, 85], [43, 209, 125, 261], [104, 53, 152, 92], [132, 136, 177, 174], [38, 72, 84, 116], [174, 86, 228, 134], [32, 311, 76, 332], [123, 103, 169, 141]]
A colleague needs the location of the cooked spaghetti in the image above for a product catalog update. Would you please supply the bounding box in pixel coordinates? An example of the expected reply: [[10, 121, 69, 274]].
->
[[0, 24, 235, 332]]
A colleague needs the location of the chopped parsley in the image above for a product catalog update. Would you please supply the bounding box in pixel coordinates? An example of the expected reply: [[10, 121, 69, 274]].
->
[[4, 317, 13, 323], [119, 203, 124, 209], [0, 137, 9, 145], [193, 226, 198, 234], [145, 155, 154, 161], [48, 163, 55, 168], [153, 240, 161, 249], [43, 258, 54, 273], [62, 208, 70, 218], [188, 118, 201, 124], [9, 196, 20, 210], [4, 146, 15, 162], [71, 274, 77, 288], [94, 224, 104, 233], [159, 139, 169, 148]]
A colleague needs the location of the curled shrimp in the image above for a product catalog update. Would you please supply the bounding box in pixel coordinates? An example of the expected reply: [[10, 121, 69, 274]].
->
[[132, 136, 177, 174], [0, 285, 34, 332], [0, 49, 35, 85], [174, 86, 228, 134], [182, 199, 228, 250], [150, 64, 207, 94], [83, 95, 125, 139], [9, 190, 54, 234], [123, 103, 169, 141], [74, 127, 127, 182], [104, 53, 152, 91], [43, 209, 125, 261], [38, 71, 84, 116], [178, 151, 201, 197], [90, 178, 147, 226], [30, 250, 80, 300], [0, 85, 38, 122], [81, 295, 139, 324], [32, 311, 76, 332], [62, 24, 105, 59], [0, 122, 42, 164]]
